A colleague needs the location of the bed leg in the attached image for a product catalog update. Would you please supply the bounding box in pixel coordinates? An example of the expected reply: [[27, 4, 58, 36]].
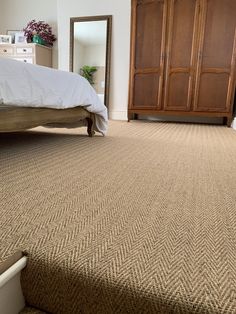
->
[[86, 117, 95, 137]]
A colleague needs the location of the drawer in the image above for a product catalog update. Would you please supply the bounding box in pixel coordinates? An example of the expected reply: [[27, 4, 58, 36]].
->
[[16, 47, 33, 54], [13, 57, 34, 64], [0, 47, 14, 55]]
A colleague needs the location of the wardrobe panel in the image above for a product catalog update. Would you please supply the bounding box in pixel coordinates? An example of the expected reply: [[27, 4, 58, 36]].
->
[[133, 74, 159, 107], [197, 73, 230, 111], [135, 0, 165, 69], [167, 73, 191, 110], [130, 0, 167, 109], [202, 0, 236, 68], [170, 0, 197, 68], [163, 0, 199, 110], [194, 0, 236, 112]]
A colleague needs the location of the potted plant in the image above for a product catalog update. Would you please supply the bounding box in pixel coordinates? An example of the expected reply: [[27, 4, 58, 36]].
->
[[80, 65, 97, 85], [23, 20, 56, 46]]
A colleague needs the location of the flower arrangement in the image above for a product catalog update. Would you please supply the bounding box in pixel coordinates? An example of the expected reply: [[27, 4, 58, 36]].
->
[[23, 20, 56, 46]]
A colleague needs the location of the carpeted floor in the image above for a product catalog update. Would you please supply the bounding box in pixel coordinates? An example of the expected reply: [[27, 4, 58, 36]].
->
[[20, 306, 48, 313], [0, 121, 236, 313]]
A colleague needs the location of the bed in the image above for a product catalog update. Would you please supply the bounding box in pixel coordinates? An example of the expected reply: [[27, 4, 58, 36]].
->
[[0, 105, 95, 136], [0, 58, 108, 136]]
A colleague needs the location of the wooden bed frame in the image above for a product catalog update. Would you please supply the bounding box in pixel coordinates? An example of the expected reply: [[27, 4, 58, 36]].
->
[[0, 105, 95, 137]]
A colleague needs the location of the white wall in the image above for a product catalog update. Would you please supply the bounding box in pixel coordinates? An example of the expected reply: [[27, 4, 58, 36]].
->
[[73, 40, 85, 73], [232, 118, 236, 130], [83, 44, 106, 67], [57, 0, 131, 120], [0, 0, 58, 68], [73, 43, 105, 73]]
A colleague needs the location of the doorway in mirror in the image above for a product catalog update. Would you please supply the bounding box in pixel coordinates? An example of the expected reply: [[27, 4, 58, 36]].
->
[[70, 16, 112, 108]]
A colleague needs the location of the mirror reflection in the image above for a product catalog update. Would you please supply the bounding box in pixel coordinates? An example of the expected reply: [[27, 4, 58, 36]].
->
[[70, 16, 112, 108]]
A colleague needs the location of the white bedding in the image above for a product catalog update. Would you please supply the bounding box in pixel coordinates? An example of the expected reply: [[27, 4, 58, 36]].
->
[[0, 58, 108, 135]]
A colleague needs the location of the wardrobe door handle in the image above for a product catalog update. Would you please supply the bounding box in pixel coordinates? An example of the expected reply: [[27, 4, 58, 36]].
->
[[161, 53, 166, 62], [198, 51, 203, 61]]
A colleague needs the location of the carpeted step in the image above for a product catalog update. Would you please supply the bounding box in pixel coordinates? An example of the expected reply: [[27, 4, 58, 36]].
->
[[0, 251, 23, 275]]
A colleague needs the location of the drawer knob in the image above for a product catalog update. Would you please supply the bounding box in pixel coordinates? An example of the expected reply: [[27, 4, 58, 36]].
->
[[23, 49, 27, 52], [3, 49, 7, 52], [23, 60, 27, 62]]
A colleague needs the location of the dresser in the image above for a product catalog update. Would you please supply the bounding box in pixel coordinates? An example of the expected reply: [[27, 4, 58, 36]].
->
[[0, 43, 52, 67]]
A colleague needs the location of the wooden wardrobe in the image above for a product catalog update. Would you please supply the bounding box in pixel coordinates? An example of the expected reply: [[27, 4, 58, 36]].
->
[[128, 0, 236, 126]]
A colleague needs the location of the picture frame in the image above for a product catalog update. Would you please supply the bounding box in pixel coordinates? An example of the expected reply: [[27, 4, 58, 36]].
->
[[0, 35, 12, 44], [14, 31, 27, 44], [6, 30, 20, 44]]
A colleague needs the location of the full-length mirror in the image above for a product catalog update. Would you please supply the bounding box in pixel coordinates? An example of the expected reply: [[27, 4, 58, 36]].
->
[[70, 16, 112, 108]]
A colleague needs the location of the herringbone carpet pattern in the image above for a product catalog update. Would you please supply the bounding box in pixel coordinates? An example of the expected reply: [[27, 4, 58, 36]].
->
[[0, 121, 236, 313], [20, 306, 48, 313]]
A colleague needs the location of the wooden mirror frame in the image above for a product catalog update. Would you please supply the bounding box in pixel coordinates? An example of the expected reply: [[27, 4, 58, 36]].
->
[[70, 15, 112, 108]]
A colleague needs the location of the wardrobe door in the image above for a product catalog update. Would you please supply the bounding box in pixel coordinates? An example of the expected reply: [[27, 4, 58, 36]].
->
[[129, 0, 168, 110], [163, 0, 200, 111], [193, 0, 236, 112]]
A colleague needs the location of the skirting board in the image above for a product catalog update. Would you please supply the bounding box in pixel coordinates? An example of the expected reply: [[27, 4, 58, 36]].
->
[[0, 257, 27, 314], [109, 111, 236, 129], [232, 117, 236, 130], [109, 111, 127, 121]]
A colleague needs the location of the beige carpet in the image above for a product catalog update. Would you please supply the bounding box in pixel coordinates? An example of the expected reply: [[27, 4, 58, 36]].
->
[[0, 121, 236, 313], [20, 306, 48, 314]]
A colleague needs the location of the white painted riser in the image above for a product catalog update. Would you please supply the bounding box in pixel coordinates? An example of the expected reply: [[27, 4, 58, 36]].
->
[[0, 257, 27, 314]]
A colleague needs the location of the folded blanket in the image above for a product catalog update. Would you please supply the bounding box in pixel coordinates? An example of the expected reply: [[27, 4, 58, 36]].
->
[[0, 58, 108, 135]]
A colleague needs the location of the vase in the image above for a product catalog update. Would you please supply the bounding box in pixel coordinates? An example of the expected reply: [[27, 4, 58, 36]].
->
[[32, 34, 46, 46]]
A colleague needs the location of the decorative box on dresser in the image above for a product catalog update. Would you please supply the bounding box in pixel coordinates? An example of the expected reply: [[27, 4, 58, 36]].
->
[[128, 0, 236, 126], [0, 43, 52, 67]]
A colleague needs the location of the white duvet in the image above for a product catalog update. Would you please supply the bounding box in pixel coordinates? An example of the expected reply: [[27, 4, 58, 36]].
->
[[0, 57, 108, 135]]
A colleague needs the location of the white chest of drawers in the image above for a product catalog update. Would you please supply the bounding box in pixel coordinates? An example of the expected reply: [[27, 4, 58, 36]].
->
[[0, 43, 52, 67]]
